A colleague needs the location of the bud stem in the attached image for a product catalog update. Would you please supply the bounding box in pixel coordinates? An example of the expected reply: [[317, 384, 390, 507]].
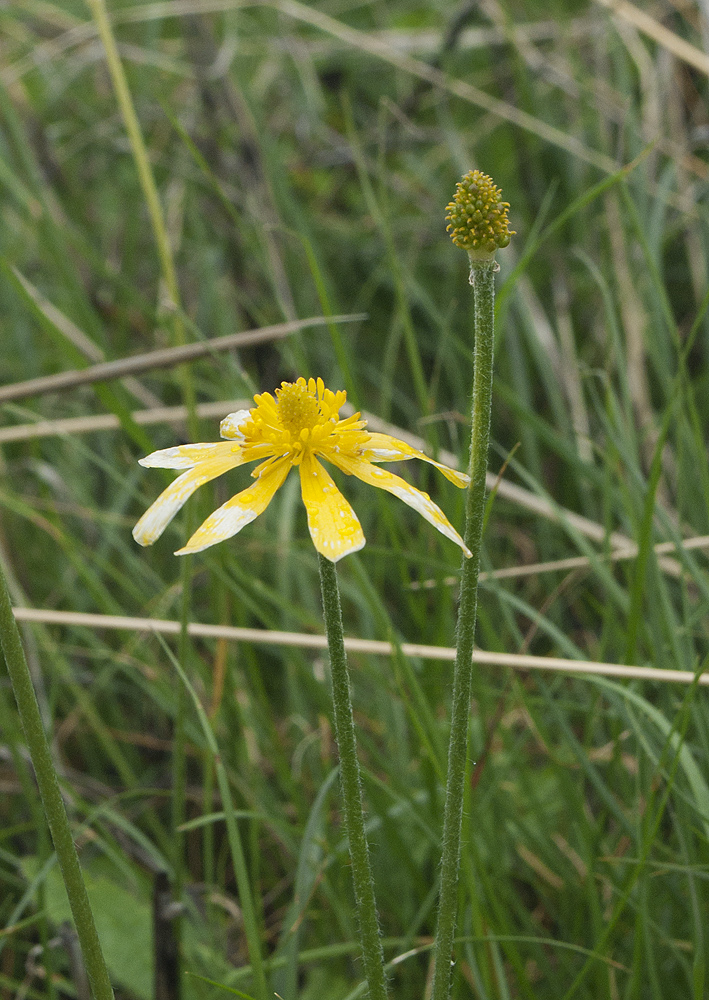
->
[[432, 259, 497, 1000]]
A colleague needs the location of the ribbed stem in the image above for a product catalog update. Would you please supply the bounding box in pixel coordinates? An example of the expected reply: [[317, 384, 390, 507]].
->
[[431, 260, 496, 1000], [0, 563, 115, 1000], [318, 554, 388, 1000]]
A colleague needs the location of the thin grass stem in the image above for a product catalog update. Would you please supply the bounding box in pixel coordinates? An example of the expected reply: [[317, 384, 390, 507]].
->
[[84, 0, 198, 440], [154, 634, 270, 1000]]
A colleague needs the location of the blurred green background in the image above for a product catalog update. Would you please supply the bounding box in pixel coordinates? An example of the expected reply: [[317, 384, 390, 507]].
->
[[1, 1, 709, 997]]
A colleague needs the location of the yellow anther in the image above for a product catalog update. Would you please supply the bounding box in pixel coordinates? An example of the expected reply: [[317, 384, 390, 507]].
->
[[276, 380, 322, 436]]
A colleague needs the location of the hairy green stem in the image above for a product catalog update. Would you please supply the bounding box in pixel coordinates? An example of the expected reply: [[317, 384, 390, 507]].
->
[[431, 260, 496, 1000], [0, 563, 115, 1000], [317, 554, 388, 1000]]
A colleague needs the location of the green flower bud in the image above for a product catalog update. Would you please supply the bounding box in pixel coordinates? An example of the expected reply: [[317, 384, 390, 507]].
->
[[445, 169, 514, 262]]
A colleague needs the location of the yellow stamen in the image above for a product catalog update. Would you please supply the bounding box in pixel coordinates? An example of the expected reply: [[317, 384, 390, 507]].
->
[[276, 379, 322, 437]]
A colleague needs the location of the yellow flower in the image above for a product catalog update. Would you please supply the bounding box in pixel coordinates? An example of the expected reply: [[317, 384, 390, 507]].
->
[[133, 377, 472, 562]]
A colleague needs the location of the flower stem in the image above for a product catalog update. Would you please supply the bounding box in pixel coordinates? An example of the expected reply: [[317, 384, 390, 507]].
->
[[0, 563, 115, 1000], [431, 259, 496, 1000], [317, 554, 388, 1000]]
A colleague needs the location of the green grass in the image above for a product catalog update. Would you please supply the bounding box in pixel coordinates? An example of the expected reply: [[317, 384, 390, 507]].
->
[[1, 1, 709, 998]]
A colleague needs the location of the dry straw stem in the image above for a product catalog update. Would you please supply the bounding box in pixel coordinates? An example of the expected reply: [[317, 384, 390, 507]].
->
[[592, 0, 709, 77], [410, 534, 709, 589], [11, 607, 709, 687], [0, 400, 250, 443], [10, 266, 160, 409], [0, 314, 363, 404]]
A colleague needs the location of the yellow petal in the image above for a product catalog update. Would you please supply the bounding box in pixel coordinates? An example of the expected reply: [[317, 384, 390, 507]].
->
[[362, 433, 469, 488], [175, 457, 291, 554], [139, 441, 241, 469], [299, 453, 365, 562], [219, 410, 251, 440], [329, 453, 471, 558], [132, 453, 244, 546]]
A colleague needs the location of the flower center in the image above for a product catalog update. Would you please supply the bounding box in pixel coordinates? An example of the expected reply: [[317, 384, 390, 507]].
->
[[240, 377, 364, 470], [276, 381, 322, 437]]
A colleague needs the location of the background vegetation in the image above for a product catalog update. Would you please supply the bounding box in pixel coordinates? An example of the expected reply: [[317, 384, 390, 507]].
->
[[1, 0, 709, 998]]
